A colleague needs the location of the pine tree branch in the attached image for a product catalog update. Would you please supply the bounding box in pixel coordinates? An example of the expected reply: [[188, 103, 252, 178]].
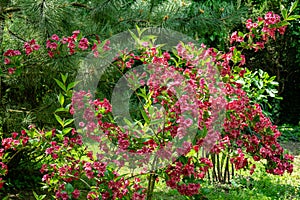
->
[[8, 29, 27, 42], [70, 2, 92, 10]]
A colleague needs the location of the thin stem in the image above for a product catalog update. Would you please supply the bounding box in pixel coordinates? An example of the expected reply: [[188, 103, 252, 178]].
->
[[217, 153, 221, 182]]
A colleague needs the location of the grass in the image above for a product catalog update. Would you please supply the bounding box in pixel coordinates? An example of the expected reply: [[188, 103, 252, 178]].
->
[[152, 149, 300, 200]]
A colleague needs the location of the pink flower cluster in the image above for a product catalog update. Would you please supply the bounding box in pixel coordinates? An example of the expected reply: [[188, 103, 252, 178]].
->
[[0, 125, 145, 199], [46, 30, 108, 58], [230, 11, 287, 54], [165, 158, 212, 196], [23, 39, 40, 55]]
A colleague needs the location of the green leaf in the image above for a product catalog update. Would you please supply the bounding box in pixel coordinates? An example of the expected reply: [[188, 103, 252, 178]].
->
[[45, 130, 53, 138], [128, 29, 140, 44], [54, 114, 64, 127], [33, 191, 38, 200], [149, 118, 163, 126], [123, 118, 133, 127], [65, 183, 74, 194], [289, 0, 299, 14], [64, 119, 74, 126], [55, 107, 69, 113], [58, 93, 64, 106], [266, 89, 275, 97], [140, 108, 150, 124], [60, 73, 68, 84], [271, 21, 290, 28], [235, 79, 245, 85], [136, 24, 141, 36], [54, 78, 66, 92], [67, 81, 81, 91], [281, 5, 288, 19], [56, 133, 63, 141], [186, 149, 196, 157], [286, 15, 300, 20], [62, 127, 73, 135]]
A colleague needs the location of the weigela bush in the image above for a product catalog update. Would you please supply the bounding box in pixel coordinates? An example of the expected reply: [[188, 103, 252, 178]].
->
[[0, 11, 296, 199]]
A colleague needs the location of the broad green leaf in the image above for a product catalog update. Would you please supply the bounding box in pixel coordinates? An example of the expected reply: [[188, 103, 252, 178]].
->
[[54, 78, 66, 92], [58, 93, 64, 106], [65, 183, 74, 194], [286, 15, 300, 20], [62, 127, 73, 135], [45, 130, 53, 138], [54, 114, 64, 127], [289, 0, 299, 14], [67, 81, 81, 91], [135, 24, 141, 36], [123, 118, 133, 127], [64, 119, 74, 126], [128, 29, 139, 44], [33, 191, 38, 199], [137, 92, 147, 99], [60, 73, 68, 84], [149, 118, 163, 125], [142, 35, 157, 41], [271, 21, 290, 27], [140, 108, 150, 124], [186, 149, 196, 157], [281, 5, 288, 19], [56, 133, 63, 141]]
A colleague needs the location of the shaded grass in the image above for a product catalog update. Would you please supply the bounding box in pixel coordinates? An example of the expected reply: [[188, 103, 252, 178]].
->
[[152, 142, 300, 200]]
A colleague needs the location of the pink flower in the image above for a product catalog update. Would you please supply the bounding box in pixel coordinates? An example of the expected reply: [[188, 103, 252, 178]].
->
[[68, 41, 76, 49], [4, 49, 21, 56], [79, 121, 85, 127], [4, 58, 10, 65], [0, 178, 4, 189], [12, 132, 18, 139], [118, 139, 130, 150], [230, 31, 237, 44], [24, 40, 40, 55], [79, 38, 89, 50], [72, 189, 80, 199], [92, 43, 97, 51], [103, 40, 111, 51], [8, 67, 16, 75], [48, 51, 54, 58], [246, 19, 252, 29], [46, 40, 58, 50], [32, 44, 40, 50], [93, 50, 99, 58], [142, 42, 149, 47], [278, 26, 287, 35], [258, 16, 264, 21], [72, 30, 80, 39], [51, 34, 60, 41]]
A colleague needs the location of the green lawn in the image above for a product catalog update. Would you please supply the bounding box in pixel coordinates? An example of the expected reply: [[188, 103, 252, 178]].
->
[[152, 141, 300, 200]]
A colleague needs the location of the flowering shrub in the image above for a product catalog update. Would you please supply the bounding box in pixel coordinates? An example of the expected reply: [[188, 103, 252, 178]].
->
[[0, 9, 298, 199]]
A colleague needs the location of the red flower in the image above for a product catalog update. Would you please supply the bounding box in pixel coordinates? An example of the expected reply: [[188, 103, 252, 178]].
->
[[51, 34, 60, 41], [8, 67, 16, 75], [72, 189, 80, 199], [4, 58, 10, 65], [78, 38, 89, 50]]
